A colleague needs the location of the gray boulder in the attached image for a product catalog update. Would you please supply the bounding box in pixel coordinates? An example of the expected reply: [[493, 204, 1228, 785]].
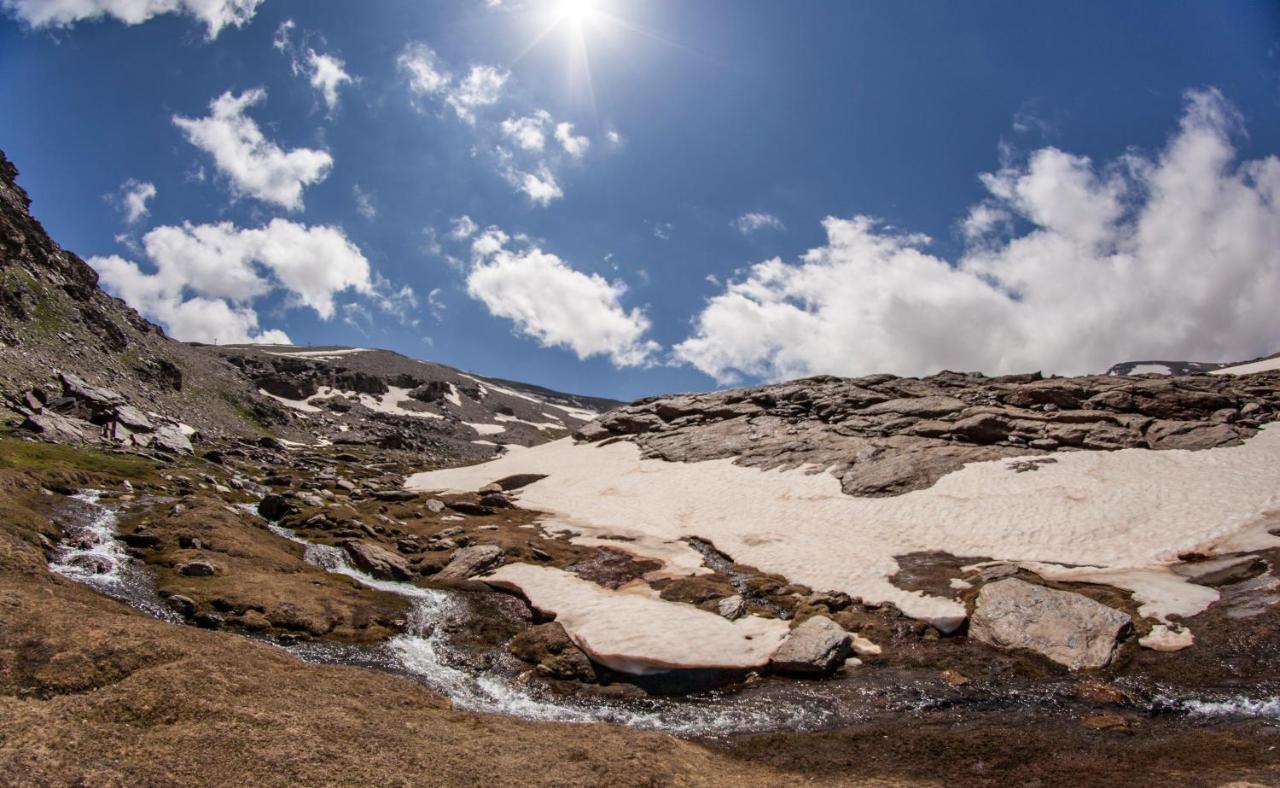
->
[[21, 411, 95, 444], [969, 578, 1131, 670], [769, 615, 852, 674], [343, 540, 412, 581], [151, 425, 193, 454], [436, 544, 504, 580]]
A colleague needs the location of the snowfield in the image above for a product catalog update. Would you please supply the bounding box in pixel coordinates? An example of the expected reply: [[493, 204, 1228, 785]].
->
[[408, 428, 1280, 660]]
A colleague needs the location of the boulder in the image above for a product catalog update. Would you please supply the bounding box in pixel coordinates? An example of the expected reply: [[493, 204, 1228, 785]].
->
[[769, 615, 852, 675], [436, 544, 504, 580], [177, 560, 217, 577], [342, 540, 412, 581], [21, 411, 95, 444], [112, 404, 154, 432], [507, 622, 597, 682], [257, 494, 295, 521], [151, 425, 193, 454], [968, 578, 1131, 670], [716, 594, 747, 620], [57, 371, 124, 409]]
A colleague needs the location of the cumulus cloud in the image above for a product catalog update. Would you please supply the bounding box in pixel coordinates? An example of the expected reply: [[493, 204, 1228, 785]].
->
[[115, 179, 156, 224], [464, 227, 659, 366], [173, 88, 332, 211], [449, 215, 478, 240], [1, 0, 261, 38], [501, 162, 562, 206], [677, 89, 1280, 383], [90, 219, 372, 344], [398, 42, 451, 96], [554, 121, 589, 158]]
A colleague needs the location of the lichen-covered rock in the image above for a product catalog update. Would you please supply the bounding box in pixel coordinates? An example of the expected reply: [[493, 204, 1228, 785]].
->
[[969, 579, 1131, 670]]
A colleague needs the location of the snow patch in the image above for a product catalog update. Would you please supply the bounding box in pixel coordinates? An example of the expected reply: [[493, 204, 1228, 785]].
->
[[407, 429, 1280, 632], [487, 563, 790, 673], [1210, 355, 1280, 376]]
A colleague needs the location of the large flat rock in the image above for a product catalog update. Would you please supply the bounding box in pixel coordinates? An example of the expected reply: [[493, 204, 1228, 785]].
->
[[969, 578, 1131, 670]]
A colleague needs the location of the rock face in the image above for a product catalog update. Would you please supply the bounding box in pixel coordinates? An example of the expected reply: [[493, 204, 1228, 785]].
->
[[343, 540, 412, 582], [769, 615, 852, 674], [575, 370, 1280, 497], [968, 579, 1132, 670]]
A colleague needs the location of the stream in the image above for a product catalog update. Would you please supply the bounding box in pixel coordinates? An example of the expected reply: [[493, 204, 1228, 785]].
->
[[48, 490, 1280, 735]]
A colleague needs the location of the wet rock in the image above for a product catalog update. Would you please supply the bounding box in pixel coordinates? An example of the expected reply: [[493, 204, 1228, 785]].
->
[[343, 540, 412, 582], [478, 493, 512, 509], [769, 615, 852, 675], [257, 494, 295, 522], [166, 594, 196, 617], [177, 560, 218, 577], [436, 544, 504, 580], [969, 578, 1131, 670], [508, 622, 597, 682]]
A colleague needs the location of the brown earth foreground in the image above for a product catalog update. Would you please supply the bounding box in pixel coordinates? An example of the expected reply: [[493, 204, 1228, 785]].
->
[[0, 460, 1277, 787]]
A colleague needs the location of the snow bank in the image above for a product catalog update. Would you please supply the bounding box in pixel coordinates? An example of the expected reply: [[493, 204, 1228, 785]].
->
[[1210, 356, 1280, 375], [408, 429, 1280, 630], [465, 422, 506, 436], [487, 563, 790, 672]]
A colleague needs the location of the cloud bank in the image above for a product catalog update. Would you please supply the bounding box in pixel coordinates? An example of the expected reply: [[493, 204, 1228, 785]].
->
[[677, 89, 1280, 383]]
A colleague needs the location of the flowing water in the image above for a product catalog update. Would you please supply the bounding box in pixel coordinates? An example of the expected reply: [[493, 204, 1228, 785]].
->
[[48, 492, 1280, 736]]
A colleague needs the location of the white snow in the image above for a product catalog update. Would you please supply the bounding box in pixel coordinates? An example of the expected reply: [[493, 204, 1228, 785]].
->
[[258, 389, 322, 413], [494, 413, 564, 431], [1139, 624, 1195, 652], [465, 422, 506, 436], [444, 383, 463, 408], [486, 563, 790, 673], [1129, 364, 1172, 375], [264, 347, 370, 359], [1209, 355, 1280, 376], [357, 387, 443, 419], [408, 429, 1280, 634]]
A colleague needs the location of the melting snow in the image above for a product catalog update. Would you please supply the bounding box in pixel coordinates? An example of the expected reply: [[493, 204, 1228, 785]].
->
[[407, 429, 1280, 632], [466, 422, 506, 436], [1210, 355, 1280, 376]]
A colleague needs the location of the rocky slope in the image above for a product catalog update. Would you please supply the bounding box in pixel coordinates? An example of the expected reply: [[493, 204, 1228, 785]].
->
[[577, 369, 1280, 496], [0, 147, 614, 466]]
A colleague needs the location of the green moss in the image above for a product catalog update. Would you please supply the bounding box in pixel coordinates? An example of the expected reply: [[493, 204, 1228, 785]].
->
[[0, 436, 157, 477]]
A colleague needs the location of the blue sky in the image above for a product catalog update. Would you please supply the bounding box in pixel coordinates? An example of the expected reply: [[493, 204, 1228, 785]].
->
[[2, 1, 1279, 400]]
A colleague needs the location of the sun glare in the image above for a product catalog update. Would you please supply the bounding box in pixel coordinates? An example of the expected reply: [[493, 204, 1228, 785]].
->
[[555, 0, 598, 27]]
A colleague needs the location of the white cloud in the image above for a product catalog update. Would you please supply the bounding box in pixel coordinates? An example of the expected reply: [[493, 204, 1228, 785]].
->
[[732, 211, 785, 235], [606, 130, 622, 145], [398, 42, 451, 96], [465, 229, 659, 366], [274, 20, 354, 113], [677, 89, 1280, 383], [90, 219, 373, 344], [446, 65, 508, 123], [653, 222, 672, 241], [116, 179, 156, 224], [304, 50, 353, 112], [353, 184, 376, 220], [173, 88, 332, 211], [1, 0, 262, 39], [503, 164, 563, 206], [501, 111, 550, 151], [554, 121, 589, 158], [272, 17, 294, 50], [449, 215, 478, 240]]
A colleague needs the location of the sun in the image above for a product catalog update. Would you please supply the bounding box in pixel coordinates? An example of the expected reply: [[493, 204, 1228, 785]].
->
[[554, 0, 598, 28]]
